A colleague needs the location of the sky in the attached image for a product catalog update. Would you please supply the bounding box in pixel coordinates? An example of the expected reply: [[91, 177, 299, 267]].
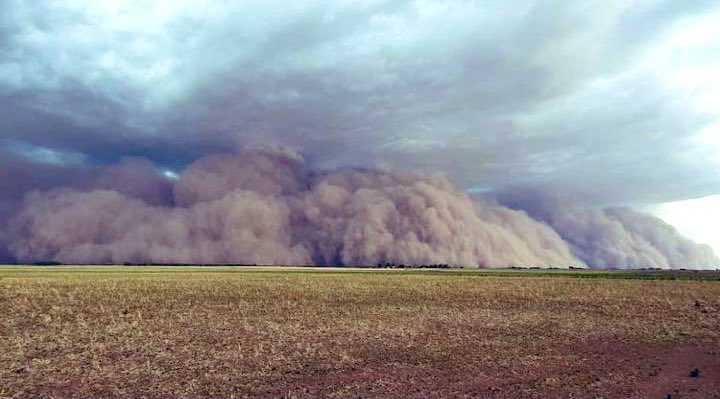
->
[[1, 0, 719, 256]]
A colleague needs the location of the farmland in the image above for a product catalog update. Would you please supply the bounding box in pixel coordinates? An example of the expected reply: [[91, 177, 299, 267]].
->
[[1, 266, 719, 398]]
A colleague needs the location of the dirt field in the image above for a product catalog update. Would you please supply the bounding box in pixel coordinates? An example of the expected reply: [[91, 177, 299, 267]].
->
[[1, 266, 719, 398]]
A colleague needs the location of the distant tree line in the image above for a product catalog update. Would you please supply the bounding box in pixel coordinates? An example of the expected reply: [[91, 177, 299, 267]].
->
[[375, 262, 450, 269]]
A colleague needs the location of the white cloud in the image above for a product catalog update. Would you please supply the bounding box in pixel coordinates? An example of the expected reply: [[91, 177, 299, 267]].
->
[[650, 194, 720, 256]]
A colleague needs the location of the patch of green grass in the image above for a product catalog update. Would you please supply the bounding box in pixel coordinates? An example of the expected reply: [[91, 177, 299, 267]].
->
[[1, 265, 718, 281]]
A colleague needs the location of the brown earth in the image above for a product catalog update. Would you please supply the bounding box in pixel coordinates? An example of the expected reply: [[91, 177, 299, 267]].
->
[[1, 267, 719, 398], [632, 344, 720, 399]]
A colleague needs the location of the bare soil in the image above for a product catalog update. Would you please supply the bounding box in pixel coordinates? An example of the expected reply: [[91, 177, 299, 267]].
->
[[1, 267, 719, 398]]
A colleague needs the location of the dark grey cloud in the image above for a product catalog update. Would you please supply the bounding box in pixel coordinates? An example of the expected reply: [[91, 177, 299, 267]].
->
[[2, 0, 720, 259]]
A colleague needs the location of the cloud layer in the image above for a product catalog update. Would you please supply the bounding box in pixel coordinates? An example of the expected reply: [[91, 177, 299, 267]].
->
[[2, 1, 720, 203], [1, 1, 720, 266]]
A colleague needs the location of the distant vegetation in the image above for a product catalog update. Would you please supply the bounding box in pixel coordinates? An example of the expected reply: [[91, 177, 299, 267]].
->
[[5, 263, 719, 281], [376, 262, 450, 269]]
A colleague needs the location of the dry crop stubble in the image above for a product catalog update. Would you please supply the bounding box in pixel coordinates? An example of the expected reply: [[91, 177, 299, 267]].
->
[[1, 267, 719, 398]]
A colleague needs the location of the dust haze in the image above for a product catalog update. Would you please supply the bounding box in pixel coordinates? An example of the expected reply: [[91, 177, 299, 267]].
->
[[3, 148, 716, 269]]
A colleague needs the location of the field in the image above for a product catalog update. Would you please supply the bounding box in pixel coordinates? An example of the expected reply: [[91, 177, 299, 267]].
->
[[1, 266, 719, 398]]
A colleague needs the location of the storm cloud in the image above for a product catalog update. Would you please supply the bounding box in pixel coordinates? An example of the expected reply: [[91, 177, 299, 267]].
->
[[1, 1, 719, 266]]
